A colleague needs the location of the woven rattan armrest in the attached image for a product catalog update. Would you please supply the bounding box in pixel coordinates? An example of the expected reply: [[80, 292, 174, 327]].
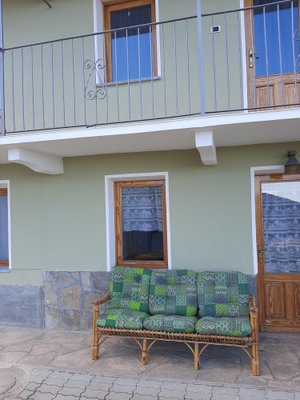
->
[[92, 292, 111, 306]]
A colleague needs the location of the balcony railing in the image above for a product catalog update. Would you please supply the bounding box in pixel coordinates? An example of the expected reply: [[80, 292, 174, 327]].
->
[[1, 0, 300, 135]]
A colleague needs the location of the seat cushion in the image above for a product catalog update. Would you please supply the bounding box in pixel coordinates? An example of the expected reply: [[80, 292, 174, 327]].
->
[[149, 270, 197, 316], [97, 309, 149, 330], [107, 266, 151, 313], [195, 316, 251, 337], [144, 315, 198, 333], [197, 271, 249, 317]]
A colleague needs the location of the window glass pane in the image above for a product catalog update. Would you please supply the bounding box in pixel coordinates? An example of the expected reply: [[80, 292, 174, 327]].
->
[[0, 193, 8, 261], [110, 5, 153, 81], [121, 185, 164, 261], [262, 181, 300, 273], [254, 0, 299, 77]]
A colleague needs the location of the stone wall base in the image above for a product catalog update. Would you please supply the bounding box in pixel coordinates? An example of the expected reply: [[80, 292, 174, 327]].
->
[[44, 271, 110, 330], [0, 285, 44, 328]]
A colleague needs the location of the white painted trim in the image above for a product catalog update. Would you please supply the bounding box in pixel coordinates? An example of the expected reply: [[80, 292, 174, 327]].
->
[[104, 171, 171, 271], [0, 180, 11, 271], [105, 175, 115, 272], [240, 0, 248, 110], [93, 0, 105, 85], [93, 0, 102, 35], [154, 0, 161, 77], [250, 165, 284, 274], [2, 108, 299, 147]]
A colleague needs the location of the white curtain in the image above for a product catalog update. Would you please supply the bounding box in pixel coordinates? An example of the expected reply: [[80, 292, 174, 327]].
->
[[122, 186, 163, 232]]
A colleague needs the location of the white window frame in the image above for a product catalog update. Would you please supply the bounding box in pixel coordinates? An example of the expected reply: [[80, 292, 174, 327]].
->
[[0, 180, 11, 271], [93, 0, 161, 84], [105, 172, 171, 271], [240, 0, 248, 110], [250, 165, 284, 275]]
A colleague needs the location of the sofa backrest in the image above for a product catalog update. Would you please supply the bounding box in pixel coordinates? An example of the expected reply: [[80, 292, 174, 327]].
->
[[197, 271, 249, 317], [107, 266, 151, 313], [149, 270, 198, 316]]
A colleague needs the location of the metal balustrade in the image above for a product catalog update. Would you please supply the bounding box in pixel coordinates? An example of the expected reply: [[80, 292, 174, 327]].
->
[[0, 0, 299, 135]]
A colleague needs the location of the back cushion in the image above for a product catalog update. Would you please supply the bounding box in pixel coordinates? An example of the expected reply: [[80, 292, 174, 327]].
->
[[108, 266, 151, 313], [197, 271, 249, 317], [149, 270, 197, 316]]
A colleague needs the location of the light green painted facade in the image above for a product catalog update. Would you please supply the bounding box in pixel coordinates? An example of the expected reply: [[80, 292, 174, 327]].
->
[[3, 0, 94, 47], [1, 142, 299, 286], [2, 0, 242, 132]]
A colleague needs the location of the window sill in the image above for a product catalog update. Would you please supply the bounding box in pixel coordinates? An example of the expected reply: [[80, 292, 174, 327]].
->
[[0, 266, 10, 272], [98, 75, 161, 88]]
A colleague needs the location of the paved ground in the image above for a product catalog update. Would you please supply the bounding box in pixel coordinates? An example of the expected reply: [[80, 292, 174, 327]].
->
[[0, 326, 300, 399], [15, 369, 300, 400]]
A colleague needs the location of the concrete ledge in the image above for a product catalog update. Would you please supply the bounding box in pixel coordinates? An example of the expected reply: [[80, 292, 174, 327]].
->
[[0, 285, 44, 328]]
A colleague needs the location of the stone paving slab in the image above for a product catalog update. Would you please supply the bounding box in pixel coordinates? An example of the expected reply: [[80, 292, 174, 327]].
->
[[8, 368, 300, 400]]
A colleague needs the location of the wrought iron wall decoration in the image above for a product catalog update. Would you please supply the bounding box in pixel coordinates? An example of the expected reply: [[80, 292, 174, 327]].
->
[[84, 59, 107, 101]]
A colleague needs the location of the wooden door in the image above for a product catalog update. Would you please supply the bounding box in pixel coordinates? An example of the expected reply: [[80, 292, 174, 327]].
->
[[256, 175, 300, 332], [245, 0, 300, 109]]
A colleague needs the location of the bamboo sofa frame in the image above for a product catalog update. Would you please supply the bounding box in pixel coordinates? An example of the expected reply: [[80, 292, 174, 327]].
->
[[92, 294, 260, 376]]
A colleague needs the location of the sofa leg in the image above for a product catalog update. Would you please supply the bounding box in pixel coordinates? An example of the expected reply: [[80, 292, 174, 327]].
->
[[194, 343, 200, 370], [141, 339, 148, 365], [251, 342, 260, 376], [92, 333, 100, 360]]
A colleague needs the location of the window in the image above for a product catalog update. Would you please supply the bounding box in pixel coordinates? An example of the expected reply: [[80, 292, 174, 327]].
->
[[104, 0, 157, 82], [253, 0, 300, 77], [0, 184, 9, 268], [114, 179, 168, 267]]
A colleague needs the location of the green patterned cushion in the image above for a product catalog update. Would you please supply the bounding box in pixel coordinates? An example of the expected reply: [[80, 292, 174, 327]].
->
[[107, 266, 151, 313], [197, 271, 249, 317], [195, 316, 251, 337], [97, 309, 149, 330], [143, 314, 197, 333], [149, 270, 197, 316]]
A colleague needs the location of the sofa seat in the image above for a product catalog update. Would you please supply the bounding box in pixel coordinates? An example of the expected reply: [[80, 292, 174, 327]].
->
[[97, 309, 149, 330], [195, 316, 251, 337], [144, 314, 198, 333]]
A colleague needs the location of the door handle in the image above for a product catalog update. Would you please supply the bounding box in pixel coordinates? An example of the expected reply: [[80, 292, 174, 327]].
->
[[249, 48, 254, 68], [257, 244, 264, 263]]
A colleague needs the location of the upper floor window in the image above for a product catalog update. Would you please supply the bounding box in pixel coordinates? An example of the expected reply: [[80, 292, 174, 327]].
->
[[253, 0, 300, 77], [0, 184, 10, 268], [114, 179, 168, 268], [104, 0, 157, 82]]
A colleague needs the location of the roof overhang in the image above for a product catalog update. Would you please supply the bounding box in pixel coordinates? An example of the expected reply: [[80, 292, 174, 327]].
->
[[0, 109, 299, 174]]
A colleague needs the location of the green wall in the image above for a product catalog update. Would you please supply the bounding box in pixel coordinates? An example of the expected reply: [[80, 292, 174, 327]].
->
[[0, 141, 299, 286], [3, 0, 93, 47]]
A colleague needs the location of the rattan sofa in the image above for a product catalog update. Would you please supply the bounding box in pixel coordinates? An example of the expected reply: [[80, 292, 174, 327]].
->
[[92, 267, 259, 375]]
